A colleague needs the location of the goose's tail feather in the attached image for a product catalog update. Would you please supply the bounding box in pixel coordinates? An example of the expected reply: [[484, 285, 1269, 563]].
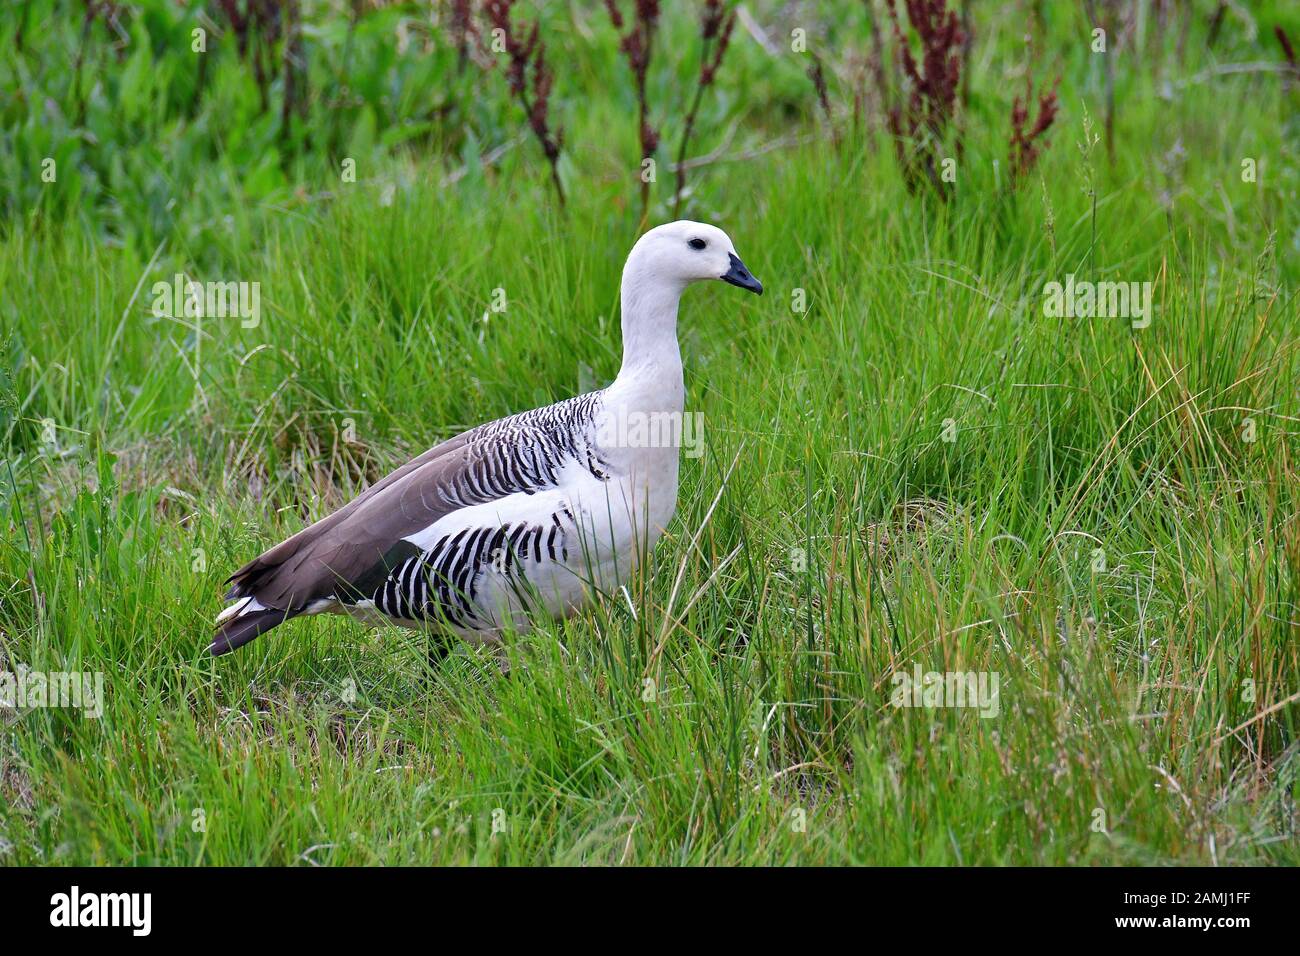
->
[[209, 602, 297, 656]]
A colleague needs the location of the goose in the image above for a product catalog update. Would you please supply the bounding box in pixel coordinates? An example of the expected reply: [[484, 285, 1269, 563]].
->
[[209, 220, 762, 660]]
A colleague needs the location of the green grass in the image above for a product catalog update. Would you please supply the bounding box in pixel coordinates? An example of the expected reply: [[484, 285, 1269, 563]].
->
[[1, 1, 1298, 865]]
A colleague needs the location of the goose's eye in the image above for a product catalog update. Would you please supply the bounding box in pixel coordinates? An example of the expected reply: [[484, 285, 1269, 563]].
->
[[688, 238, 707, 250]]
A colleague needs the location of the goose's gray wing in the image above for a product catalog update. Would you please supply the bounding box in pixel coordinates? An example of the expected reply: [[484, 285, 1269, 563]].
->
[[220, 392, 606, 617]]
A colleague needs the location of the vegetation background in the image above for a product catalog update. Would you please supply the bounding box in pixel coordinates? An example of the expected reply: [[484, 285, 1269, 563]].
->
[[1, 0, 1297, 865]]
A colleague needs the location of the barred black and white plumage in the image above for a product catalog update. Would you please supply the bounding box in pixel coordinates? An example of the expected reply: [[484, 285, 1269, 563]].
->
[[209, 220, 762, 659], [368, 515, 567, 630], [433, 391, 611, 510]]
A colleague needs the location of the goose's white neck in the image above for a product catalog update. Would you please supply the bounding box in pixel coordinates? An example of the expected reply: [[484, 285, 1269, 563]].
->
[[597, 253, 687, 532], [611, 263, 686, 396]]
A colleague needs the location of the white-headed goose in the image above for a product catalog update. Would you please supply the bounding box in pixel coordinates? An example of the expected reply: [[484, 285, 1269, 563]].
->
[[210, 220, 762, 659]]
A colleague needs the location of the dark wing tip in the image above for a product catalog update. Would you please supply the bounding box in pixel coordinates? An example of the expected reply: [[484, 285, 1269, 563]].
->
[[209, 608, 295, 656]]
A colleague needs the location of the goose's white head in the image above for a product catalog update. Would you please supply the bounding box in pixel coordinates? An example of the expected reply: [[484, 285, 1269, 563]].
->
[[625, 220, 763, 296]]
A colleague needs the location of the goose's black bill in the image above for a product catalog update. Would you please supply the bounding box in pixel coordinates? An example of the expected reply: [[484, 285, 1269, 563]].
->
[[721, 253, 763, 295]]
